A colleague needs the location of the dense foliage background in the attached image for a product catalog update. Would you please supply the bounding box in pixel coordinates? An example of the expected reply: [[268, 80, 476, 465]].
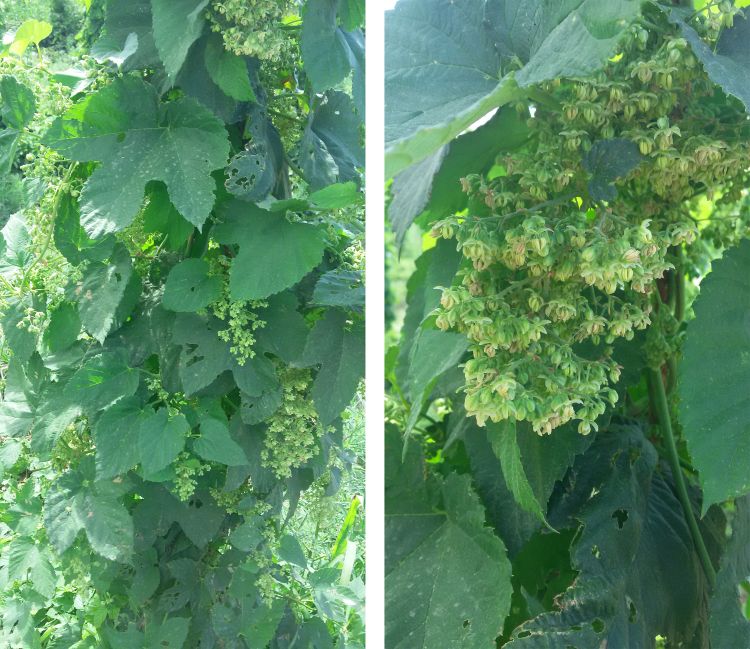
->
[[386, 1, 750, 647], [0, 1, 365, 647]]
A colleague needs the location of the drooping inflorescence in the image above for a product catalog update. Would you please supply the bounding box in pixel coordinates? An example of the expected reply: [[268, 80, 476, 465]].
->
[[431, 4, 750, 435]]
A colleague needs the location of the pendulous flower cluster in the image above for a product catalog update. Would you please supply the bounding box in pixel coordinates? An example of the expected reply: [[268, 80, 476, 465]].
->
[[430, 5, 750, 435]]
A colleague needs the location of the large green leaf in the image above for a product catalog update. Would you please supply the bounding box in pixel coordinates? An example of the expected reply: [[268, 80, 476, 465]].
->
[[671, 8, 750, 114], [204, 34, 255, 102], [385, 0, 640, 177], [299, 310, 365, 426], [43, 460, 134, 562], [395, 239, 462, 390], [151, 0, 208, 81], [213, 201, 326, 300], [679, 240, 750, 509], [45, 76, 230, 237], [0, 212, 31, 279], [224, 104, 284, 203], [508, 424, 720, 648], [8, 19, 52, 56], [385, 429, 512, 649]]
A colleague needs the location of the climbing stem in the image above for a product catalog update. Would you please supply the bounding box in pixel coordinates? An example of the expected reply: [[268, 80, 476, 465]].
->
[[648, 367, 716, 589], [674, 248, 685, 324]]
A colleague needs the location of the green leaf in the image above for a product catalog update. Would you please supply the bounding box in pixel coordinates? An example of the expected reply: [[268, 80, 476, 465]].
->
[[144, 616, 190, 649], [45, 76, 230, 237], [139, 409, 190, 475], [102, 625, 144, 649], [194, 415, 248, 466], [582, 138, 643, 201], [213, 201, 326, 300], [43, 460, 134, 562], [0, 297, 37, 363], [1, 598, 40, 648], [0, 127, 20, 173], [301, 0, 362, 93], [42, 302, 81, 353], [339, 0, 365, 31], [151, 0, 208, 81], [141, 183, 194, 251], [204, 34, 255, 101], [403, 329, 467, 405], [680, 240, 750, 509], [385, 429, 512, 649], [509, 424, 719, 647], [254, 292, 309, 363], [225, 105, 284, 203], [0, 76, 35, 129], [300, 310, 364, 425], [229, 519, 264, 552], [463, 421, 542, 557], [0, 213, 31, 279], [311, 269, 365, 311], [8, 19, 52, 56], [395, 240, 462, 391], [388, 108, 529, 245], [171, 312, 276, 396], [93, 398, 144, 479], [671, 8, 750, 114], [64, 351, 140, 413], [487, 420, 548, 525], [309, 181, 362, 209], [163, 258, 222, 312], [53, 191, 116, 265], [75, 245, 139, 343], [7, 536, 56, 597], [709, 496, 750, 645], [296, 91, 364, 190], [278, 534, 308, 568], [91, 0, 159, 70], [385, 0, 640, 176]]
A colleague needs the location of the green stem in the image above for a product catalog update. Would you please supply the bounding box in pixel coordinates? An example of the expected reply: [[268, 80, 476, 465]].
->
[[674, 248, 685, 324], [648, 367, 716, 589]]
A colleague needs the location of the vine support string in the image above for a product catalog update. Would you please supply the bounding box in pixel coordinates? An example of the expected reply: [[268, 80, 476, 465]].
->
[[647, 366, 716, 589]]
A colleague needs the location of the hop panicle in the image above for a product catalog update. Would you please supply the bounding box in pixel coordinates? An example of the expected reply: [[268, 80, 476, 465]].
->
[[429, 16, 750, 436]]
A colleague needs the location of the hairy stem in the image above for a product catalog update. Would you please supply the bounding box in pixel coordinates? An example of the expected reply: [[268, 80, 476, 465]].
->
[[648, 367, 716, 589]]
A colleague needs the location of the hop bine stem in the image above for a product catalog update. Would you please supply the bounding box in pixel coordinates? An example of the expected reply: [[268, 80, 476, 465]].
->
[[648, 366, 716, 589]]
